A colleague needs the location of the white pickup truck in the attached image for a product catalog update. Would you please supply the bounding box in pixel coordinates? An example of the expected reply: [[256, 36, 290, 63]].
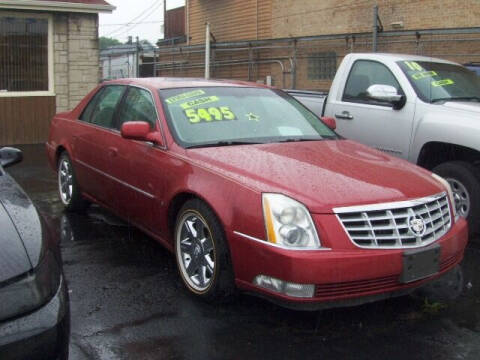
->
[[288, 53, 480, 235]]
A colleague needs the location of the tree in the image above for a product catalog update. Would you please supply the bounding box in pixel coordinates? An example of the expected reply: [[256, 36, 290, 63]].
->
[[99, 37, 122, 50]]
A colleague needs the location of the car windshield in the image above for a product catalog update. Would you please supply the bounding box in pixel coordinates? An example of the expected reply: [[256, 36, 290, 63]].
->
[[397, 60, 480, 103], [159, 87, 337, 148]]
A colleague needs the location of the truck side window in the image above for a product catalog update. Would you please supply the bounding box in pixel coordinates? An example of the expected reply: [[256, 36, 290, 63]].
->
[[343, 60, 403, 106]]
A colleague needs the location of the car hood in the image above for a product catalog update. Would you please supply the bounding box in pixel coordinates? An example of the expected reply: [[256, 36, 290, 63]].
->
[[442, 101, 480, 114], [0, 201, 32, 283], [0, 172, 44, 283], [187, 140, 443, 213]]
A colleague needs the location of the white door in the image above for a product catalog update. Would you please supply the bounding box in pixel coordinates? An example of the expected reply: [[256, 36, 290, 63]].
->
[[327, 60, 415, 159]]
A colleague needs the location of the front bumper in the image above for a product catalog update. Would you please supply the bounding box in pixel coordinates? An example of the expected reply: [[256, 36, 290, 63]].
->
[[0, 276, 70, 360], [230, 217, 468, 309]]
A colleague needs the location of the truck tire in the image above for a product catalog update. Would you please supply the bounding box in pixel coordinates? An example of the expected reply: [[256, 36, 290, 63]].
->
[[433, 161, 480, 236]]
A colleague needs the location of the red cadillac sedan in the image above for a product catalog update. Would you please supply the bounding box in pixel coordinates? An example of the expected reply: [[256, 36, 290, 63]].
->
[[46, 78, 468, 309]]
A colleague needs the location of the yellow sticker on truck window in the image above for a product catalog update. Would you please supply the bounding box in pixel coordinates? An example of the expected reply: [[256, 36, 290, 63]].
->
[[404, 61, 424, 71], [185, 106, 236, 123], [412, 71, 437, 80], [165, 90, 205, 104], [180, 96, 219, 110], [431, 79, 454, 87]]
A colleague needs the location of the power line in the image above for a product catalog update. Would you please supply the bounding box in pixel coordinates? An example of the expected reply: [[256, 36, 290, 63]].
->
[[104, 0, 163, 37], [100, 21, 163, 27]]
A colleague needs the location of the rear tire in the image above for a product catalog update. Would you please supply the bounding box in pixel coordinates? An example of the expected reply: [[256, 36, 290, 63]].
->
[[433, 161, 480, 236], [57, 152, 88, 212], [174, 199, 235, 302]]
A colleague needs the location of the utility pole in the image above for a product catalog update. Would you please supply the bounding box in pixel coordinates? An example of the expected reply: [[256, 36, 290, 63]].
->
[[205, 22, 210, 79], [372, 5, 378, 52], [136, 36, 140, 77]]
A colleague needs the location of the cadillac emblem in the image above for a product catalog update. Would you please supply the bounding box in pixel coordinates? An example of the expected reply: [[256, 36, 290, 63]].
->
[[408, 216, 426, 236]]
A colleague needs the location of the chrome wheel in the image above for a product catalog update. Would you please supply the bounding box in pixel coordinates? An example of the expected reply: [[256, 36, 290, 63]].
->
[[446, 177, 470, 218], [58, 158, 73, 205], [176, 211, 215, 292]]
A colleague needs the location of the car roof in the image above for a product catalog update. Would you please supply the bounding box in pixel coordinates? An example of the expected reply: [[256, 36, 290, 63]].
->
[[101, 77, 272, 90]]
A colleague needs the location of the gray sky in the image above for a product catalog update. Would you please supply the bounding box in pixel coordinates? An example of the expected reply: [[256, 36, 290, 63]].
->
[[99, 0, 185, 44]]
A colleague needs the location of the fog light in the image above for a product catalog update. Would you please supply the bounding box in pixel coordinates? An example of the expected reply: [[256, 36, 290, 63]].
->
[[284, 282, 315, 298], [253, 275, 315, 298]]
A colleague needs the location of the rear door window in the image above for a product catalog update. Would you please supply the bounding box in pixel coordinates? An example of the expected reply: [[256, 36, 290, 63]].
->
[[89, 85, 126, 129], [79, 88, 104, 122]]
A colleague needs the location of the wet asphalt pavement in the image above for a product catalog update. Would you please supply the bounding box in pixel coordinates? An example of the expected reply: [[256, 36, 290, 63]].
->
[[6, 144, 480, 360]]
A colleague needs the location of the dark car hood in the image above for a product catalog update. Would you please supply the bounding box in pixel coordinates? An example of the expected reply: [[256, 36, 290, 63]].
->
[[187, 140, 443, 213], [0, 202, 32, 282], [0, 172, 44, 283]]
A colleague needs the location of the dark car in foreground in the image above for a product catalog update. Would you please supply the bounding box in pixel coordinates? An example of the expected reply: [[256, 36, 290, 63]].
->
[[0, 147, 69, 360], [46, 78, 468, 310]]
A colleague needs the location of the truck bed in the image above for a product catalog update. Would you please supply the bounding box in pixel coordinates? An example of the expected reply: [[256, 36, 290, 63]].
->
[[285, 89, 327, 117]]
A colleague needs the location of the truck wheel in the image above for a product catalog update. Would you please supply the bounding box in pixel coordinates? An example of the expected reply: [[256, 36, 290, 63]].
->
[[57, 152, 89, 212], [433, 161, 480, 235], [174, 199, 236, 302]]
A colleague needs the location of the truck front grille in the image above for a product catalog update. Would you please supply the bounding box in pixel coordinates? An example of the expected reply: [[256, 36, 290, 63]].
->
[[334, 193, 451, 249]]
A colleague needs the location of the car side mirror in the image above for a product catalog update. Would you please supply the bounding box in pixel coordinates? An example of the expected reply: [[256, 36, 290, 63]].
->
[[0, 147, 23, 168], [366, 84, 406, 110], [321, 116, 336, 130], [121, 121, 164, 146]]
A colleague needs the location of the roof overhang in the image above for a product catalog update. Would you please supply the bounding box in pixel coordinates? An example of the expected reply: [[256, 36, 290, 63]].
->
[[0, 0, 115, 14]]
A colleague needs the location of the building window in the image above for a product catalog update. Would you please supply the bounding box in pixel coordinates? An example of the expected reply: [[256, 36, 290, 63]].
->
[[0, 13, 52, 94], [308, 52, 337, 80]]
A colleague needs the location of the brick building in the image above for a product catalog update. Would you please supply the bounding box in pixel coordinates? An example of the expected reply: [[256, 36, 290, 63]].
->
[[154, 0, 480, 90], [0, 0, 114, 145]]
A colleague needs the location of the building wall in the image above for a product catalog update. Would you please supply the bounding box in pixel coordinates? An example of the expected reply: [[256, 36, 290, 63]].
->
[[271, 0, 480, 38], [1, 11, 100, 144], [157, 0, 480, 90], [188, 0, 272, 44], [54, 12, 100, 113], [101, 53, 137, 80]]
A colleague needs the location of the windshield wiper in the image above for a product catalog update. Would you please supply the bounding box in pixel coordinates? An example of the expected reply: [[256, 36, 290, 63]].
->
[[276, 137, 326, 143], [186, 140, 265, 149], [431, 96, 480, 103]]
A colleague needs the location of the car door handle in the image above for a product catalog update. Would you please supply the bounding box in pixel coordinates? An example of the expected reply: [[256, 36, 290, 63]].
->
[[108, 147, 118, 157], [335, 111, 354, 120]]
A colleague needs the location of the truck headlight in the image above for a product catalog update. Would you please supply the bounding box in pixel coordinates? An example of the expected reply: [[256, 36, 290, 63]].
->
[[262, 193, 321, 248], [432, 173, 458, 221]]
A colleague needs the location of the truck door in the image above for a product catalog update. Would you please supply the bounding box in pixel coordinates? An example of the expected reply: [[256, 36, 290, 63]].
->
[[327, 60, 415, 159]]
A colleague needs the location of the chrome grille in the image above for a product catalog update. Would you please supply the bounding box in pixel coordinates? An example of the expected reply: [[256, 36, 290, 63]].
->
[[335, 193, 452, 249]]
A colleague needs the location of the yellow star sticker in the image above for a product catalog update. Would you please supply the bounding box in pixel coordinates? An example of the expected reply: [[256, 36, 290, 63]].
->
[[245, 112, 260, 121]]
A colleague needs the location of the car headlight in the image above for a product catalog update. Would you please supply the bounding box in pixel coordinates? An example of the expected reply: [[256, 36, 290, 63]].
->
[[432, 173, 458, 221], [262, 193, 321, 248], [0, 251, 60, 321]]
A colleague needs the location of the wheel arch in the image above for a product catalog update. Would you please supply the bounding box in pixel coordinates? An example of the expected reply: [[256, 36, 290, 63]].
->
[[55, 145, 67, 167], [417, 142, 480, 170], [167, 190, 227, 242]]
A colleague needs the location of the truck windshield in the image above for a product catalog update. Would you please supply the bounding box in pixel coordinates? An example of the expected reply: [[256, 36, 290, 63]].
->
[[160, 87, 337, 148], [397, 60, 480, 103]]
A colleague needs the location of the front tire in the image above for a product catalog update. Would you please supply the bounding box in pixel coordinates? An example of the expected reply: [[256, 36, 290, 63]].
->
[[174, 199, 235, 302], [433, 161, 480, 236], [57, 152, 88, 212]]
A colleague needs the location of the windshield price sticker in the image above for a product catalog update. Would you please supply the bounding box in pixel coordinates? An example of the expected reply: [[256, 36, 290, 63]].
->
[[412, 71, 437, 80], [404, 61, 424, 71], [166, 90, 206, 104], [431, 79, 454, 87], [185, 106, 236, 123], [180, 96, 219, 110]]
